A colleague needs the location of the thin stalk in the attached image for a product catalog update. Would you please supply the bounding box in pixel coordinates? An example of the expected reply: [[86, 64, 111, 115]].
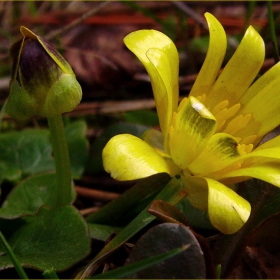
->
[[267, 1, 279, 63], [42, 269, 59, 279], [47, 115, 72, 207], [0, 231, 28, 279]]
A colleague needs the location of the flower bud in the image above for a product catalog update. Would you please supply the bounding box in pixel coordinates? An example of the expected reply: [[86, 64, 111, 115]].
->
[[6, 26, 82, 119]]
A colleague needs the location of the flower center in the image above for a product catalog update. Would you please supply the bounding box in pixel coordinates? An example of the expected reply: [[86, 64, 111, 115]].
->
[[196, 96, 257, 153]]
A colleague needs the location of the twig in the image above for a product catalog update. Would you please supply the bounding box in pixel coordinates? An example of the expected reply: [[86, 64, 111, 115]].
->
[[172, 2, 208, 29], [66, 99, 156, 116], [0, 76, 10, 90], [76, 186, 120, 202], [45, 2, 110, 41], [80, 207, 101, 216]]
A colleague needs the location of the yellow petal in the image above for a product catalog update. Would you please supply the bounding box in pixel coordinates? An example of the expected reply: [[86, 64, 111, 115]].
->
[[182, 175, 251, 234], [205, 25, 265, 112], [124, 30, 179, 146], [235, 75, 280, 145], [243, 135, 280, 162], [181, 174, 208, 211], [206, 177, 251, 234], [188, 133, 242, 176], [222, 135, 280, 169], [102, 134, 173, 180], [189, 12, 227, 99], [169, 96, 217, 169], [218, 163, 280, 187], [256, 134, 280, 150], [240, 61, 280, 106], [142, 129, 169, 158]]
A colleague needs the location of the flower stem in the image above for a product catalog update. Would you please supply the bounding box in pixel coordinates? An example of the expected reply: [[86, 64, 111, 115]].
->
[[47, 115, 72, 207]]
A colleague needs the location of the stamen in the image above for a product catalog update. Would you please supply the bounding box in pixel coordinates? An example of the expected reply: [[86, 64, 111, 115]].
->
[[245, 144, 254, 153], [225, 103, 241, 119], [241, 135, 257, 145], [196, 93, 206, 103], [238, 144, 247, 156], [235, 137, 241, 143], [224, 113, 252, 136], [177, 97, 188, 111], [238, 143, 253, 155], [209, 161, 243, 179], [215, 103, 241, 131], [216, 119, 226, 131], [169, 113, 176, 135], [212, 100, 229, 115]]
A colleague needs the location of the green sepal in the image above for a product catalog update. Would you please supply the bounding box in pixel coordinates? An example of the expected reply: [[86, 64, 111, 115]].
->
[[6, 74, 82, 119], [6, 80, 37, 119], [41, 73, 82, 117], [6, 26, 82, 120]]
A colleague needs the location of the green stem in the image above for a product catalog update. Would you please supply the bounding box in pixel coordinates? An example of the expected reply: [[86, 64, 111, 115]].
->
[[48, 115, 72, 207], [42, 269, 59, 279], [267, 1, 279, 63], [0, 231, 28, 279]]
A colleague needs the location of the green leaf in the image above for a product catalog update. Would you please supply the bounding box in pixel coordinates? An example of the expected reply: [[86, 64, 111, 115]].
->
[[0, 206, 91, 272], [124, 223, 205, 279], [65, 120, 88, 179], [0, 161, 22, 183], [77, 177, 186, 278], [86, 122, 150, 174], [0, 218, 26, 244], [0, 173, 75, 219], [0, 121, 88, 183], [86, 173, 171, 225], [0, 231, 28, 279], [92, 242, 189, 279], [87, 223, 122, 242], [0, 129, 53, 182]]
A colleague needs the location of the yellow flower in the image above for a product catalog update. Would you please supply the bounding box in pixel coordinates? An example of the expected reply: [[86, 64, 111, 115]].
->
[[103, 13, 280, 234]]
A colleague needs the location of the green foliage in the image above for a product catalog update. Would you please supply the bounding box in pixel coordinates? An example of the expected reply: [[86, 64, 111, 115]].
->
[[77, 176, 186, 278], [0, 206, 91, 272], [65, 120, 89, 179], [0, 129, 53, 182], [0, 173, 75, 219], [1, 2, 280, 279], [87, 223, 122, 242], [0, 120, 88, 183], [0, 231, 28, 279]]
